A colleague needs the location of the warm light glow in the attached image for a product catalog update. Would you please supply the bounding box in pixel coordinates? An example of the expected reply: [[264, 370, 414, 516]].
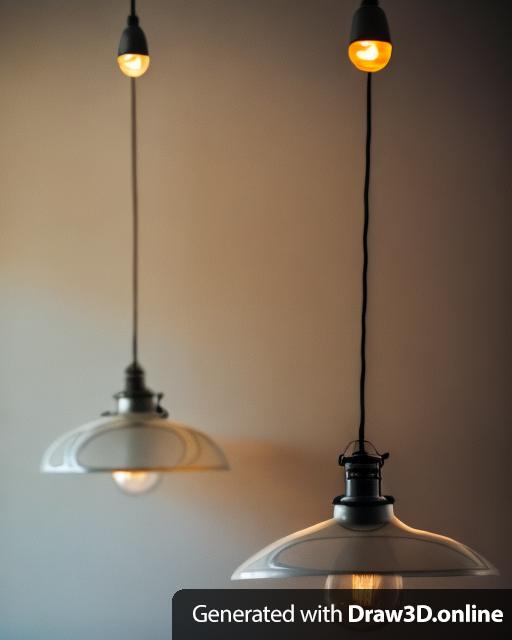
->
[[112, 471, 160, 495], [117, 53, 150, 77], [352, 573, 383, 590], [348, 40, 392, 72], [325, 574, 403, 608]]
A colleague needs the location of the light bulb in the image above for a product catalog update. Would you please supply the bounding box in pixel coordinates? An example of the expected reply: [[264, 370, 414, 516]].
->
[[117, 53, 150, 78], [348, 40, 392, 72], [112, 471, 160, 495], [325, 574, 402, 608]]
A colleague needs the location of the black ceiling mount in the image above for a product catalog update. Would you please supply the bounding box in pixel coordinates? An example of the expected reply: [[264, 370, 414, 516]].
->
[[99, 363, 169, 416], [334, 441, 393, 508], [118, 14, 149, 57], [349, 0, 392, 45]]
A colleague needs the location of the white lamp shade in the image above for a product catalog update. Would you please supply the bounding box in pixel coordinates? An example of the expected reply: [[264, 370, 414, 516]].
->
[[232, 506, 497, 580], [41, 413, 228, 474]]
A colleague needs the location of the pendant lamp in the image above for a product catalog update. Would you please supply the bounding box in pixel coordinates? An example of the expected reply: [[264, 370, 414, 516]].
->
[[232, 0, 496, 590], [41, 0, 228, 495]]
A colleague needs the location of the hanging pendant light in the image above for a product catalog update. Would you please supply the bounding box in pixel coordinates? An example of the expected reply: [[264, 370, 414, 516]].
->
[[232, 0, 496, 591], [41, 0, 228, 495], [348, 0, 392, 72], [117, 0, 150, 77]]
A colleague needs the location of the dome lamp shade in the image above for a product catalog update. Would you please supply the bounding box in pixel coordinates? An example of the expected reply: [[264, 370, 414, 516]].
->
[[41, 364, 228, 478], [232, 443, 497, 581]]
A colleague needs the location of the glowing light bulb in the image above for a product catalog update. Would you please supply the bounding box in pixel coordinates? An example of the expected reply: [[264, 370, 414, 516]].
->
[[325, 574, 402, 608], [348, 40, 392, 72], [356, 42, 379, 61], [112, 471, 160, 495], [117, 53, 150, 77]]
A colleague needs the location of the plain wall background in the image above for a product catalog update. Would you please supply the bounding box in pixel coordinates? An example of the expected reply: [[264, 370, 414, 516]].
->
[[0, 0, 510, 637]]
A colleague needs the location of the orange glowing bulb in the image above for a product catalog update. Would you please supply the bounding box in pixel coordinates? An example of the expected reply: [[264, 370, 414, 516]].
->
[[325, 574, 403, 608], [348, 40, 392, 72], [117, 53, 150, 78]]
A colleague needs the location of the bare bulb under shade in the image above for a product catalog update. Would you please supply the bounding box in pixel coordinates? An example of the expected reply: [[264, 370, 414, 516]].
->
[[112, 471, 160, 495], [325, 574, 403, 608], [348, 40, 392, 72], [117, 53, 150, 77]]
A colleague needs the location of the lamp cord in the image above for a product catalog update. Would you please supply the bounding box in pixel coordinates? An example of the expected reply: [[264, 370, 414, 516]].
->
[[130, 77, 139, 365], [358, 72, 372, 453]]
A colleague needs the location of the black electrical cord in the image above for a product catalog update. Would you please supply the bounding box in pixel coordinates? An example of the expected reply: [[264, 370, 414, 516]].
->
[[130, 77, 139, 365], [358, 72, 372, 453], [131, 0, 136, 17]]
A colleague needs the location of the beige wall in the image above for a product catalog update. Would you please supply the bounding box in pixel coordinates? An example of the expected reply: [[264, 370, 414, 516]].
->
[[0, 0, 510, 637]]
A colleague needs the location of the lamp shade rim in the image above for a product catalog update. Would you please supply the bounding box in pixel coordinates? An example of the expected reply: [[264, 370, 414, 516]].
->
[[231, 512, 498, 581], [41, 413, 228, 474]]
